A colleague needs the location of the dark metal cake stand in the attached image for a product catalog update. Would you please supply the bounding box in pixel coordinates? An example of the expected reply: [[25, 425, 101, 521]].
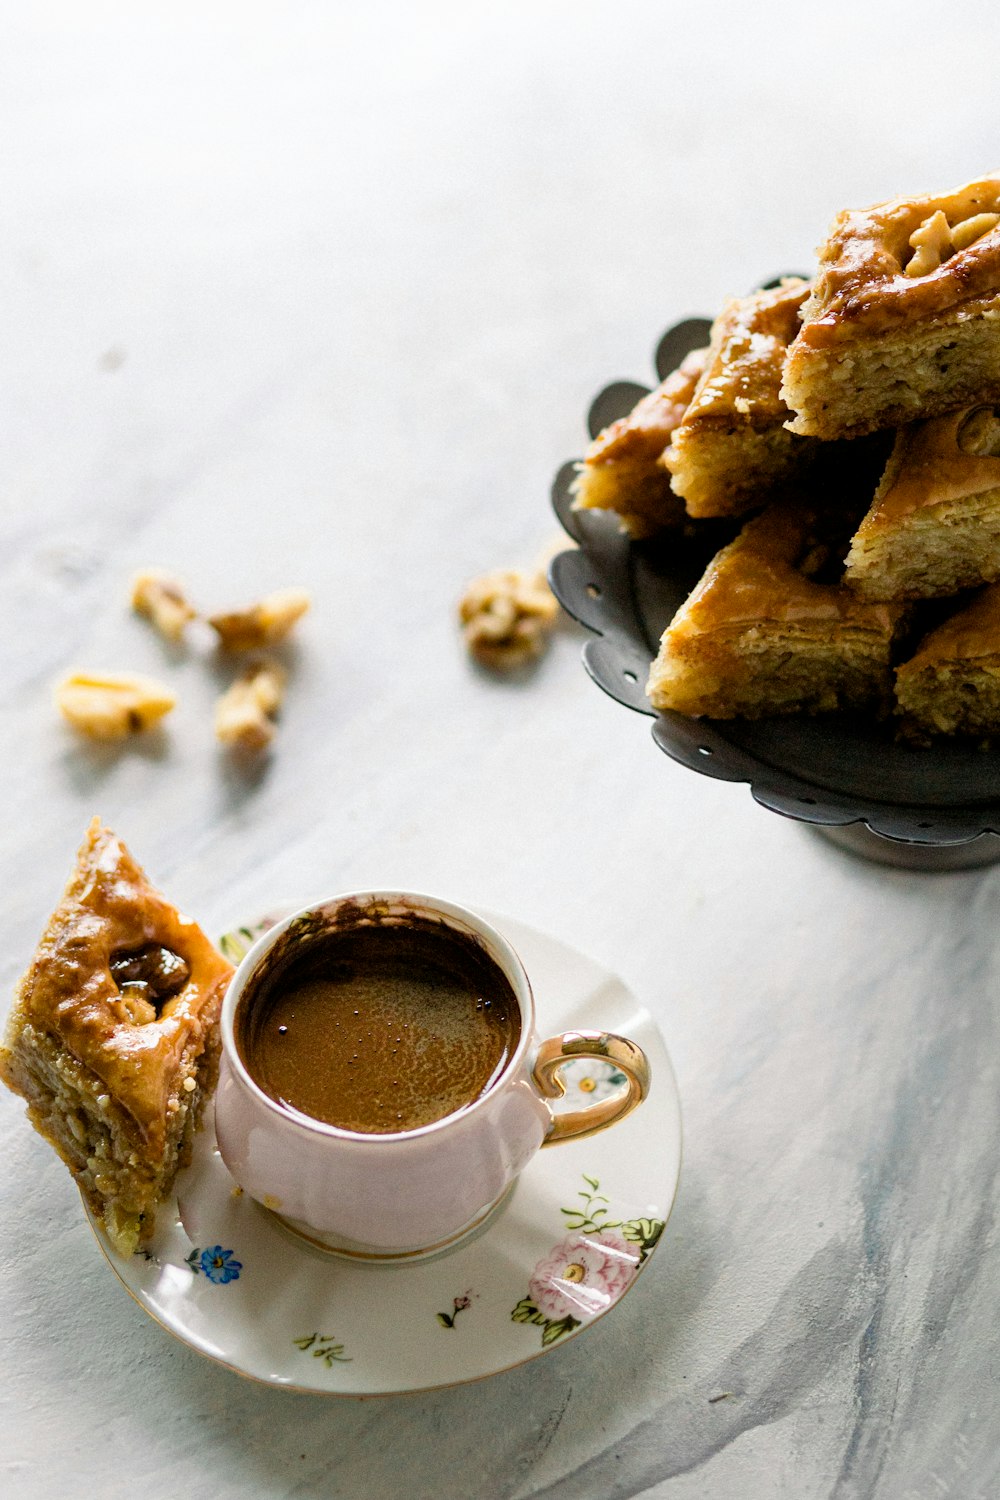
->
[[549, 316, 1000, 871]]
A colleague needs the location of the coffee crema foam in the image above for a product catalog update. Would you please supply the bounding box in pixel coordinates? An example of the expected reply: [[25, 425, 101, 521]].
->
[[236, 918, 521, 1133]]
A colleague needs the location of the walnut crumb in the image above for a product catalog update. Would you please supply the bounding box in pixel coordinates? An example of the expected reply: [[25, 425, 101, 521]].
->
[[130, 568, 197, 641], [458, 568, 559, 670], [208, 588, 310, 651], [55, 672, 176, 739], [215, 660, 287, 750]]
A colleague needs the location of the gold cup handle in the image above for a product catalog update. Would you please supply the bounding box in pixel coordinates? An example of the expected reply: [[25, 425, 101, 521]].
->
[[532, 1030, 651, 1146]]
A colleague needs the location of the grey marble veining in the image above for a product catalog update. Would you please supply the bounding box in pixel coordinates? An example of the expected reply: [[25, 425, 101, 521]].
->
[[4, 3, 1000, 1497]]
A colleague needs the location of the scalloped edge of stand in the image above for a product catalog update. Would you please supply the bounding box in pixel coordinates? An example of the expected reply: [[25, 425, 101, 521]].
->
[[548, 310, 1000, 856]]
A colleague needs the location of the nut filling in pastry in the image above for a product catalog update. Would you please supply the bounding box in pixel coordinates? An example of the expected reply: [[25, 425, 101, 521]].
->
[[0, 819, 233, 1256]]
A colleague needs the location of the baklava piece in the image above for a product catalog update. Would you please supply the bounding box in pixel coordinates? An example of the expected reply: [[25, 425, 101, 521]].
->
[[0, 819, 232, 1255], [572, 348, 707, 537], [782, 175, 1000, 439], [895, 585, 1000, 742], [646, 500, 907, 718], [663, 279, 821, 518], [845, 406, 1000, 599]]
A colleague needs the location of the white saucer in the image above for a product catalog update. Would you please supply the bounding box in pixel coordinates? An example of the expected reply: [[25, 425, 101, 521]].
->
[[87, 910, 682, 1395]]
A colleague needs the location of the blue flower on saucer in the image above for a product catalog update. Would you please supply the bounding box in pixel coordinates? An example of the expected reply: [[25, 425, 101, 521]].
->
[[199, 1246, 242, 1284]]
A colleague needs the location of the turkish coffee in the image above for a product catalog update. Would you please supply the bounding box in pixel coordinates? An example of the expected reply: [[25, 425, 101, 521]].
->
[[235, 916, 521, 1133]]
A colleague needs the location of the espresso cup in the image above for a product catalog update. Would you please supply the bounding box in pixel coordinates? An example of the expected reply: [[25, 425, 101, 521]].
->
[[215, 891, 650, 1260]]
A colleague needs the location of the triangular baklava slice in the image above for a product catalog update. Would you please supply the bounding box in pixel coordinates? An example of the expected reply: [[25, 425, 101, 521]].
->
[[573, 347, 707, 537], [895, 585, 1000, 742], [0, 819, 232, 1254], [647, 499, 907, 718], [782, 175, 1000, 439], [845, 406, 1000, 599], [663, 279, 821, 518]]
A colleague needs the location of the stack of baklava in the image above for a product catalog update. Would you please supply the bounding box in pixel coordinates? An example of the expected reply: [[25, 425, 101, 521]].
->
[[575, 175, 1000, 743]]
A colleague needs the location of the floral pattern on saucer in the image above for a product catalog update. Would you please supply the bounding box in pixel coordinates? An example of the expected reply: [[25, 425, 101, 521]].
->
[[293, 1332, 351, 1366], [89, 909, 681, 1394], [219, 913, 285, 964], [436, 1291, 476, 1329], [184, 1245, 243, 1283], [511, 1175, 664, 1345]]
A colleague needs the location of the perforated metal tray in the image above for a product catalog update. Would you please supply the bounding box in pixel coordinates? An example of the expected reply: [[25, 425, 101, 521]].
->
[[549, 313, 1000, 868]]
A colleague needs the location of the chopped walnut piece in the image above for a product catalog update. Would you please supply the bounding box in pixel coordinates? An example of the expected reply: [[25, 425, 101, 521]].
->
[[112, 986, 159, 1026], [950, 212, 1000, 252], [130, 569, 197, 641], [208, 588, 310, 652], [55, 672, 176, 739], [215, 661, 286, 750], [905, 208, 1000, 277], [458, 568, 559, 670]]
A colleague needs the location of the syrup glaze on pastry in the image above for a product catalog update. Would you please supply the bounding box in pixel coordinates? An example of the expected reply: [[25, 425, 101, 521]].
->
[[573, 348, 707, 536], [0, 819, 232, 1253], [845, 407, 1000, 599], [647, 500, 906, 719], [664, 280, 821, 517], [795, 175, 1000, 349]]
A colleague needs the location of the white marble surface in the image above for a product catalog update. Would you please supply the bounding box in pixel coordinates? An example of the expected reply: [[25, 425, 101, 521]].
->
[[4, 3, 1000, 1496]]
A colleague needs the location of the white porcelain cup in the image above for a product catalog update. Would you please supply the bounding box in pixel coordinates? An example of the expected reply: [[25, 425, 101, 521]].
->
[[215, 892, 650, 1260]]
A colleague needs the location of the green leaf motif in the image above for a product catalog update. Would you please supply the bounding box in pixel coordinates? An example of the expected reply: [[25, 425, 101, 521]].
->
[[293, 1331, 351, 1364], [620, 1217, 665, 1257], [436, 1313, 453, 1328], [219, 927, 257, 964], [541, 1315, 581, 1347], [511, 1298, 547, 1327]]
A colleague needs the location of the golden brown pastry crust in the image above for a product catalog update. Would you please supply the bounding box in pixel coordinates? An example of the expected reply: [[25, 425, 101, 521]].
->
[[573, 349, 707, 535], [663, 281, 820, 518], [843, 408, 1000, 600], [894, 584, 1000, 741], [677, 280, 809, 430], [584, 349, 707, 465], [853, 409, 1000, 529], [646, 501, 906, 718], [670, 503, 900, 634], [901, 584, 1000, 667], [2, 818, 232, 1153], [795, 176, 1000, 349]]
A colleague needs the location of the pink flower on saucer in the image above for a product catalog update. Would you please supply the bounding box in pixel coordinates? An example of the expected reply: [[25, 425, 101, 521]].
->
[[528, 1230, 640, 1322]]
